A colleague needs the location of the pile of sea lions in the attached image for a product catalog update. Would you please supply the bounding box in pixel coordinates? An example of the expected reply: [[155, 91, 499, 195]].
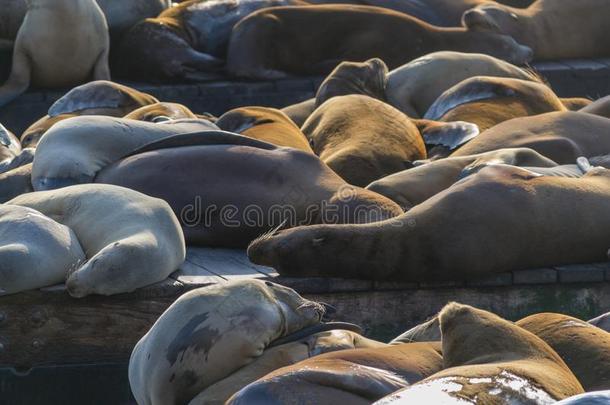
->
[[128, 279, 610, 404], [2, 49, 610, 291], [2, 0, 610, 95]]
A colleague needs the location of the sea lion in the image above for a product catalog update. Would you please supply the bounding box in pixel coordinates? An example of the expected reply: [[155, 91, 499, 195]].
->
[[228, 342, 443, 404], [580, 95, 610, 119], [0, 0, 170, 45], [248, 165, 610, 281], [95, 132, 403, 247], [389, 316, 441, 344], [281, 98, 316, 128], [452, 111, 610, 163], [366, 148, 558, 209], [424, 75, 565, 133], [517, 313, 610, 391], [227, 5, 533, 79], [129, 279, 327, 405], [315, 59, 389, 108], [0, 204, 85, 296], [589, 312, 610, 332], [48, 81, 159, 118], [31, 116, 219, 191], [0, 148, 35, 175], [555, 391, 610, 405], [0, 123, 21, 167], [216, 106, 313, 152], [375, 303, 583, 404], [123, 102, 197, 122], [8, 184, 185, 297], [0, 0, 110, 107], [190, 329, 386, 404], [462, 0, 610, 60], [302, 94, 426, 187], [20, 114, 76, 149], [0, 163, 33, 203], [386, 52, 539, 118]]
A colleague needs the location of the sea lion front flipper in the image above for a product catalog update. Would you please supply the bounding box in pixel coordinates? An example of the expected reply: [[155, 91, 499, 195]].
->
[[0, 46, 31, 108]]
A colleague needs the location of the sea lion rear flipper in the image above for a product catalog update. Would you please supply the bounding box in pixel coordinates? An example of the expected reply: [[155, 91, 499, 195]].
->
[[419, 120, 479, 150]]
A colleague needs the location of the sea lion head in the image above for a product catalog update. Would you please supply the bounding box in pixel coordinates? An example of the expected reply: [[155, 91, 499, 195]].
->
[[20, 114, 75, 148], [462, 4, 520, 36], [316, 58, 389, 107], [123, 102, 197, 122]]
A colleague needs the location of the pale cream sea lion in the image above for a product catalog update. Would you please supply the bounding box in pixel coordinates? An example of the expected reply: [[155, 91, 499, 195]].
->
[[9, 184, 185, 297]]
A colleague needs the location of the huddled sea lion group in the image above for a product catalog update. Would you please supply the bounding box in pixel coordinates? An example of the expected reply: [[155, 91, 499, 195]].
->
[[1, 1, 610, 403], [128, 280, 610, 404]]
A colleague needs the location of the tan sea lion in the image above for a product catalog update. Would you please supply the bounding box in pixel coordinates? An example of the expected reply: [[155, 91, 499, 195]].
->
[[517, 313, 610, 391], [424, 75, 565, 133], [227, 5, 533, 79], [190, 329, 386, 404], [580, 95, 610, 119], [0, 204, 85, 296], [95, 132, 403, 247], [31, 116, 219, 191], [0, 0, 110, 107], [366, 148, 557, 209], [248, 165, 610, 281], [20, 114, 76, 149], [376, 303, 583, 404], [302, 94, 426, 186], [9, 184, 185, 297], [462, 0, 610, 60], [123, 102, 197, 122], [129, 279, 327, 405], [216, 106, 313, 152], [228, 342, 443, 404], [452, 111, 610, 163], [390, 316, 442, 344]]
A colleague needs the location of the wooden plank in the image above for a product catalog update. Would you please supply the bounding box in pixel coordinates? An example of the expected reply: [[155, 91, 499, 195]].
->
[[170, 257, 224, 286], [185, 248, 270, 280]]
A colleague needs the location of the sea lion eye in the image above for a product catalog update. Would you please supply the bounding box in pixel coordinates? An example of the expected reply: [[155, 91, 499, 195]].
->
[[265, 281, 273, 287]]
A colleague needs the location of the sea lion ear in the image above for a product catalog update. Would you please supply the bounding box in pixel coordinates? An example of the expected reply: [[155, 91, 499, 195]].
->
[[462, 8, 502, 32], [415, 119, 480, 150]]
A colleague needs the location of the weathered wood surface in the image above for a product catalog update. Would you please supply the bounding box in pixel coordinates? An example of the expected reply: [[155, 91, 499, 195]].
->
[[1, 54, 610, 134], [0, 247, 609, 370]]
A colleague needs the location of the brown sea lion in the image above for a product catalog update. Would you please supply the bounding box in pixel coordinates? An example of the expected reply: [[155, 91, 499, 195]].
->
[[216, 106, 313, 152], [462, 0, 610, 60], [248, 165, 610, 281], [228, 342, 443, 404], [452, 111, 610, 163], [423, 75, 565, 133], [227, 5, 533, 79], [123, 102, 197, 122], [366, 148, 557, 209], [190, 329, 386, 404], [517, 313, 610, 391], [0, 0, 110, 107], [302, 94, 426, 187], [95, 132, 402, 247], [20, 114, 76, 149], [376, 303, 583, 403], [390, 316, 442, 344]]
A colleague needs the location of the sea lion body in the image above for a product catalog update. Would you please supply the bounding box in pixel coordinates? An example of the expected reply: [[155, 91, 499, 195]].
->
[[0, 163, 33, 203], [0, 204, 85, 296], [229, 342, 443, 404], [8, 184, 185, 297], [453, 111, 610, 163], [462, 0, 610, 60], [190, 329, 385, 404], [227, 5, 533, 79], [376, 303, 583, 404], [31, 116, 218, 191], [367, 147, 557, 209], [216, 106, 313, 152], [249, 165, 610, 281], [123, 102, 197, 122], [281, 98, 316, 127], [517, 313, 610, 391], [0, 0, 110, 106], [302, 94, 426, 186], [129, 280, 325, 405], [95, 136, 403, 247]]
